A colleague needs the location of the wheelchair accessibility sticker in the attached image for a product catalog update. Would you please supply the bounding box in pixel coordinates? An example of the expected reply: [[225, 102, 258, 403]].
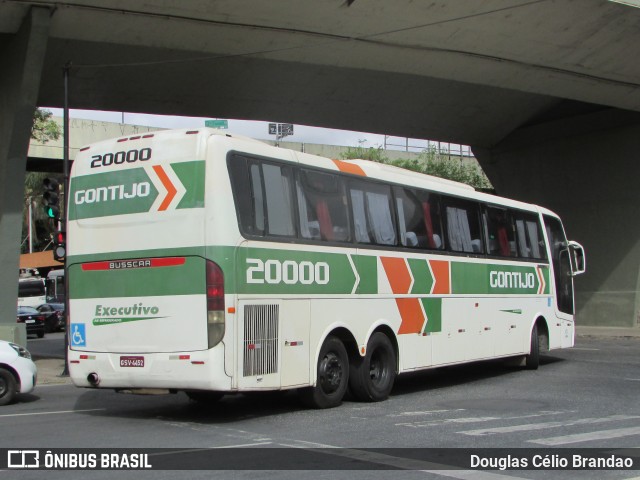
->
[[70, 323, 86, 347]]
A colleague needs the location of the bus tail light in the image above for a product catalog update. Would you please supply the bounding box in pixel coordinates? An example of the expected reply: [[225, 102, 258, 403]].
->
[[206, 260, 225, 348]]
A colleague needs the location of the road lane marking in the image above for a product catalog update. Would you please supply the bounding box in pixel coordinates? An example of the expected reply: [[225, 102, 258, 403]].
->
[[529, 426, 640, 445], [0, 408, 105, 418], [388, 409, 461, 417], [214, 442, 273, 448], [280, 439, 527, 479], [400, 411, 566, 429], [459, 415, 640, 436]]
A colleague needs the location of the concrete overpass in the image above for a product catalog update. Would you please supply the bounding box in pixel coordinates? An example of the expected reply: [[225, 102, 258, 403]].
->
[[2, 1, 640, 343]]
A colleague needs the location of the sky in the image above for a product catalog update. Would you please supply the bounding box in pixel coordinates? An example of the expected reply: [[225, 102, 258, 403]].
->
[[47, 108, 472, 156]]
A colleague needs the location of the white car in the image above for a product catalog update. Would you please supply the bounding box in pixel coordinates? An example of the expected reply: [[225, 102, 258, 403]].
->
[[0, 340, 37, 405]]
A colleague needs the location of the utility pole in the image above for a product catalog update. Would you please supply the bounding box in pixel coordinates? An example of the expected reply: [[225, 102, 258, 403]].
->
[[60, 62, 71, 377]]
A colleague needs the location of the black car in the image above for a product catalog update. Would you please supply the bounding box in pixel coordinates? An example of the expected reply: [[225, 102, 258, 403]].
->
[[37, 303, 65, 333], [17, 307, 46, 338]]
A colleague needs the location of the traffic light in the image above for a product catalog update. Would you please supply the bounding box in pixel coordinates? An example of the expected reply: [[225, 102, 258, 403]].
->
[[42, 177, 60, 220], [53, 229, 66, 262]]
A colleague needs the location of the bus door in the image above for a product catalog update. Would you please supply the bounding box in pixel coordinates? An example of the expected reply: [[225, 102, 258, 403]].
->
[[543, 215, 585, 317]]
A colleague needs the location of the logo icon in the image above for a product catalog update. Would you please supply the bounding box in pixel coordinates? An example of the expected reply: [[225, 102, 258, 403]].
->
[[7, 450, 39, 468], [71, 323, 86, 347]]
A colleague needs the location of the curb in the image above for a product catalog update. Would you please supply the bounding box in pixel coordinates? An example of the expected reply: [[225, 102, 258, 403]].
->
[[34, 358, 72, 386], [576, 326, 640, 338]]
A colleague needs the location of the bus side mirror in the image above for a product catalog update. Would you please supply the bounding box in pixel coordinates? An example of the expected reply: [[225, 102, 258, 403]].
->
[[568, 241, 586, 276]]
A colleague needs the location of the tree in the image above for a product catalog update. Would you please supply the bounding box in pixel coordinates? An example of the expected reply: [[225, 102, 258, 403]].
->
[[31, 108, 61, 143]]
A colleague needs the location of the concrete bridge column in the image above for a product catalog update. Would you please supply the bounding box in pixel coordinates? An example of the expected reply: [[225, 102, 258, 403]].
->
[[0, 7, 51, 345], [474, 108, 640, 329]]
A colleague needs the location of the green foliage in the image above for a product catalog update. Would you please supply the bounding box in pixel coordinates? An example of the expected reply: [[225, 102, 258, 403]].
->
[[340, 140, 389, 163], [404, 146, 492, 189], [31, 108, 61, 144], [341, 141, 492, 190]]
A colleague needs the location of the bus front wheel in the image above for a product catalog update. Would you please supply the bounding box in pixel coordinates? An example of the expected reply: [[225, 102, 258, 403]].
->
[[525, 324, 540, 370], [299, 336, 349, 409], [349, 332, 396, 402]]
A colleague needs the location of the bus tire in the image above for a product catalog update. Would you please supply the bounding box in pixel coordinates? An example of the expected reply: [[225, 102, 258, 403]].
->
[[186, 391, 224, 403], [525, 324, 540, 370], [0, 368, 17, 406], [349, 332, 396, 402], [299, 336, 349, 409]]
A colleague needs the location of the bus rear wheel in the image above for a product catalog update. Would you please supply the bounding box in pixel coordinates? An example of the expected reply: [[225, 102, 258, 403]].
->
[[349, 332, 396, 402], [299, 336, 349, 409]]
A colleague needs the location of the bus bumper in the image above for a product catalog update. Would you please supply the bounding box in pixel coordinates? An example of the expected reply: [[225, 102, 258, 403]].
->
[[68, 345, 231, 391]]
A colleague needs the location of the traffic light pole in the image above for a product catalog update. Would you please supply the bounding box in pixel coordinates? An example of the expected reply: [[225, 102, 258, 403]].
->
[[60, 63, 71, 377]]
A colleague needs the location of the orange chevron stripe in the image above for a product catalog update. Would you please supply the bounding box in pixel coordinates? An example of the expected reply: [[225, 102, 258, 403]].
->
[[332, 159, 366, 177], [381, 257, 412, 294], [429, 259, 450, 294], [396, 298, 425, 335], [537, 266, 545, 295], [152, 165, 177, 211]]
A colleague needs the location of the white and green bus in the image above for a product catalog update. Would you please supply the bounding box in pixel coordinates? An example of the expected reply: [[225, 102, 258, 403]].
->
[[67, 128, 585, 408]]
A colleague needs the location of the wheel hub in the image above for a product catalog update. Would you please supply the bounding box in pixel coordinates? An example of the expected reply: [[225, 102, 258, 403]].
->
[[319, 352, 343, 394]]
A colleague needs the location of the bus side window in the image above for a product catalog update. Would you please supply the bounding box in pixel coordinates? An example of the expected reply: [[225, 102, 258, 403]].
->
[[443, 198, 483, 254], [262, 163, 296, 237], [228, 155, 265, 236], [297, 169, 350, 242], [394, 187, 444, 250], [485, 206, 516, 257], [394, 187, 426, 248], [514, 212, 546, 260], [418, 191, 444, 250], [350, 180, 396, 246], [229, 156, 296, 238]]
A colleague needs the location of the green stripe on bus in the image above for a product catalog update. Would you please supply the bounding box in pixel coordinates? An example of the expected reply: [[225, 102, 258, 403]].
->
[[68, 161, 206, 220], [408, 258, 434, 295], [68, 246, 550, 298], [68, 168, 158, 220], [235, 247, 357, 295], [451, 262, 549, 295], [354, 255, 378, 294], [422, 297, 442, 334], [173, 161, 206, 210], [69, 256, 205, 299]]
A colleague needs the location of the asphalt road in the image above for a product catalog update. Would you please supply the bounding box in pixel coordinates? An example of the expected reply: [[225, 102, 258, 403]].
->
[[3, 335, 639, 480], [27, 331, 66, 359]]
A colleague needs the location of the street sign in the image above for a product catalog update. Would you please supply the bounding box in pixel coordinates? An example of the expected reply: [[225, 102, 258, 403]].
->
[[268, 123, 294, 136], [205, 119, 228, 129]]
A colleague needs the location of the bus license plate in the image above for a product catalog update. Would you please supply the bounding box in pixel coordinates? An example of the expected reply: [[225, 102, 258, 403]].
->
[[120, 356, 144, 367]]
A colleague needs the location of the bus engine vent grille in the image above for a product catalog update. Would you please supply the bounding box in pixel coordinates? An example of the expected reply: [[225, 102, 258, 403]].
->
[[243, 304, 279, 377]]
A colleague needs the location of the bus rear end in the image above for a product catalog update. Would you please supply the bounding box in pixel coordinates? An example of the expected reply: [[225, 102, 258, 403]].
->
[[67, 129, 229, 393]]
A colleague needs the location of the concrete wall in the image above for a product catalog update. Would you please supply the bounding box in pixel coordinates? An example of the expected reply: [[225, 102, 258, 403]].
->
[[28, 117, 160, 169], [0, 8, 50, 346], [475, 109, 640, 328], [30, 117, 480, 168]]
